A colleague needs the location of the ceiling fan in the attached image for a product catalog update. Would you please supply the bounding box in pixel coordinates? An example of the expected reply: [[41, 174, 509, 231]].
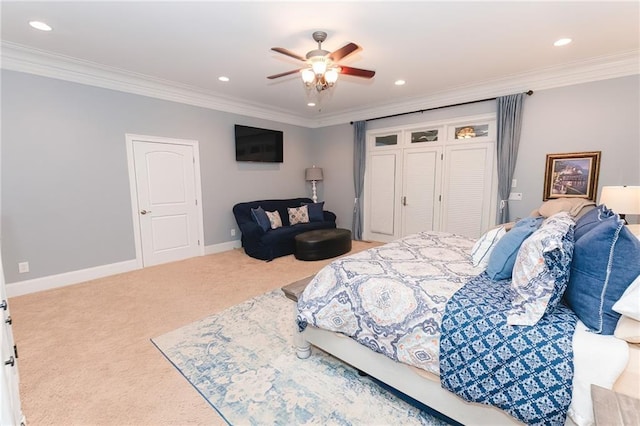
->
[[267, 31, 375, 92]]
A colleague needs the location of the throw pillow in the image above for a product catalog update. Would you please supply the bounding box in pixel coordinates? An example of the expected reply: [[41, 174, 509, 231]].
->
[[564, 214, 640, 334], [485, 216, 544, 280], [265, 210, 282, 229], [302, 201, 325, 222], [612, 274, 640, 321], [507, 212, 575, 326], [573, 204, 613, 241], [288, 206, 309, 225], [250, 206, 271, 232], [470, 225, 506, 269]]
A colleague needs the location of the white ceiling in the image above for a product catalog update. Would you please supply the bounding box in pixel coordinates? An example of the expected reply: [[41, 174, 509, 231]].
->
[[1, 1, 639, 126]]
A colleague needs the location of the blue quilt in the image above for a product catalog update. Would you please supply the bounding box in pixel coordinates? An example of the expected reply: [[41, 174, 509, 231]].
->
[[440, 273, 577, 426]]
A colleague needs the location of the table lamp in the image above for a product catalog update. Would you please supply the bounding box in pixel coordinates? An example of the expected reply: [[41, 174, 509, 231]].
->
[[599, 185, 640, 222], [305, 166, 323, 203]]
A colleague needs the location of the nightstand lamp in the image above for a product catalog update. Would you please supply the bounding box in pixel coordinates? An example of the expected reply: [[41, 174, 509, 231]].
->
[[305, 166, 323, 203], [600, 185, 640, 223]]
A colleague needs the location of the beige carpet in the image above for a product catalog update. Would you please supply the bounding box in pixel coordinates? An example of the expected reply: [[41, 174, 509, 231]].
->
[[8, 242, 380, 425]]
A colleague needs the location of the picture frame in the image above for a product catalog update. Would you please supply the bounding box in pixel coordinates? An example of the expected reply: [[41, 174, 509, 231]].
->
[[543, 151, 601, 201]]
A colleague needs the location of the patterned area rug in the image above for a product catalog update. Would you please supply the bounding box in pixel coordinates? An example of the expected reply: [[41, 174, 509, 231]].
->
[[152, 289, 445, 425]]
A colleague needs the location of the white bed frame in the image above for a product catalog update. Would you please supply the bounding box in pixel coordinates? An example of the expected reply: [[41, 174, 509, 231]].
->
[[293, 320, 524, 425]]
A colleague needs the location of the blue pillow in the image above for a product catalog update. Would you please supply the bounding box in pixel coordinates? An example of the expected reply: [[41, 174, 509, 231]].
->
[[485, 216, 543, 280], [574, 204, 613, 241], [564, 214, 640, 334], [251, 206, 271, 232], [302, 201, 324, 222]]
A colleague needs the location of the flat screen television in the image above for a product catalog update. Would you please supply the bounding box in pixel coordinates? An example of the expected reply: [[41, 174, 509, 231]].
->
[[235, 124, 283, 163]]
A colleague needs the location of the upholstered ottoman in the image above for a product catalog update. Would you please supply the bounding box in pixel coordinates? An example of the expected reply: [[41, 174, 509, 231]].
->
[[294, 228, 352, 261]]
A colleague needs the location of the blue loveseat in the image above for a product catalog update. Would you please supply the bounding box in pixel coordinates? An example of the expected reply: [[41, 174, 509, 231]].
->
[[232, 198, 337, 260]]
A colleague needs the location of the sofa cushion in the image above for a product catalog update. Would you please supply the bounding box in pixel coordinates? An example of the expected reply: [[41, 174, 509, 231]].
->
[[288, 206, 309, 225], [485, 216, 544, 280], [251, 206, 271, 232], [303, 202, 325, 222], [265, 210, 282, 229], [260, 221, 333, 245], [564, 211, 640, 334]]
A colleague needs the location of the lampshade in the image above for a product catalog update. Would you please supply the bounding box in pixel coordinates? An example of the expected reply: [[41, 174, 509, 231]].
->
[[305, 167, 323, 181], [600, 186, 640, 216]]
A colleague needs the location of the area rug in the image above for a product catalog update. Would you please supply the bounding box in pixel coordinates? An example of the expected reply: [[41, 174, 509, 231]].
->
[[152, 289, 446, 425]]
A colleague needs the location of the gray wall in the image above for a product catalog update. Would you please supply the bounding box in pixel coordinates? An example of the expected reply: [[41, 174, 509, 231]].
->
[[2, 70, 639, 284], [511, 76, 640, 221], [1, 70, 313, 283], [317, 75, 640, 235]]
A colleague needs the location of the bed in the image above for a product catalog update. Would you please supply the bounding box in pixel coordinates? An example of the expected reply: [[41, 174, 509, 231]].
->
[[293, 206, 640, 425]]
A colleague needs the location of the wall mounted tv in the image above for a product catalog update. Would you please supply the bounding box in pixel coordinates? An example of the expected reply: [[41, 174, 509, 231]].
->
[[235, 124, 284, 163]]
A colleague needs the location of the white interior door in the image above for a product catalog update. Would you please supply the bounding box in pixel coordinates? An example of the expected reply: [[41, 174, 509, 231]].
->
[[1, 248, 23, 426], [402, 148, 442, 236], [365, 152, 399, 242], [129, 136, 203, 267]]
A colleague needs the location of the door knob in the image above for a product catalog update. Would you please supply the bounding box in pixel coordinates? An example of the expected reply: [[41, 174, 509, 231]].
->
[[140, 210, 152, 215]]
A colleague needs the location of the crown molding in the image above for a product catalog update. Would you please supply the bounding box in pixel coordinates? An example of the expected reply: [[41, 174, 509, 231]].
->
[[315, 50, 640, 127], [2, 41, 638, 129], [0, 42, 315, 128]]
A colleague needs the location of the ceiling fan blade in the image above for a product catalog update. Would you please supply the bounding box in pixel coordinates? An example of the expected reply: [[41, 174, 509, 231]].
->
[[267, 69, 301, 79], [329, 43, 359, 61], [271, 47, 306, 62], [339, 66, 375, 79]]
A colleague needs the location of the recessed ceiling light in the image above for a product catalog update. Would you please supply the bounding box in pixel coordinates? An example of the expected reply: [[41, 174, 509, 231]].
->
[[394, 80, 406, 86], [307, 102, 316, 107], [554, 38, 572, 47], [218, 76, 229, 82], [29, 21, 52, 31]]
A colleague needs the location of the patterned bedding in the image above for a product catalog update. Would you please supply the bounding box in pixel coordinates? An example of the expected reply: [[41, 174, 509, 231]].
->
[[296, 231, 483, 375], [440, 272, 577, 425]]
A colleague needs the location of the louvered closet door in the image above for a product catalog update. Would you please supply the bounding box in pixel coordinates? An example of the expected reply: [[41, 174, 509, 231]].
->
[[402, 148, 442, 236], [441, 143, 495, 239]]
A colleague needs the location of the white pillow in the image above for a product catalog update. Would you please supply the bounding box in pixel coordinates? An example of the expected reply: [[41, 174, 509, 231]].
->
[[614, 315, 640, 343], [612, 274, 640, 321], [470, 226, 506, 268], [265, 210, 282, 229]]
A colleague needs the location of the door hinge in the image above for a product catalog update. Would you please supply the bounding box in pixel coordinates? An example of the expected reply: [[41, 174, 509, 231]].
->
[[439, 195, 442, 202], [14, 344, 18, 359], [441, 153, 443, 160], [195, 199, 198, 206], [198, 240, 201, 246]]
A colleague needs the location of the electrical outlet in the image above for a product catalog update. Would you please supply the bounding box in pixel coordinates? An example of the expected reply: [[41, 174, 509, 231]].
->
[[230, 228, 236, 237], [509, 192, 523, 201], [18, 261, 29, 273]]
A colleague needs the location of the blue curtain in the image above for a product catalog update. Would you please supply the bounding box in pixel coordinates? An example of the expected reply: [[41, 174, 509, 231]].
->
[[496, 94, 526, 224], [352, 121, 366, 239]]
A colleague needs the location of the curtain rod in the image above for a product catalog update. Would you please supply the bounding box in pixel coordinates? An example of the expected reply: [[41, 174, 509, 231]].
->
[[350, 90, 533, 124]]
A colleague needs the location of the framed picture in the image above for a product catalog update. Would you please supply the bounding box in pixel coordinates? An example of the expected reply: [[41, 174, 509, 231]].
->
[[543, 151, 601, 201]]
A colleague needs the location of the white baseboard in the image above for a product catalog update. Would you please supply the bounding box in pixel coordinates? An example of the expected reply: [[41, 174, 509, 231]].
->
[[204, 240, 242, 255], [6, 259, 140, 298], [6, 240, 244, 298]]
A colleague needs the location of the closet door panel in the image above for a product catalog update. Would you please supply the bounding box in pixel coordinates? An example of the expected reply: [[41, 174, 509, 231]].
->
[[441, 143, 494, 239], [402, 148, 442, 236], [367, 153, 398, 239]]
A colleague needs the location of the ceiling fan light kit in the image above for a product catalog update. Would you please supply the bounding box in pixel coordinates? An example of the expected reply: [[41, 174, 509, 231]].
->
[[269, 30, 375, 99]]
